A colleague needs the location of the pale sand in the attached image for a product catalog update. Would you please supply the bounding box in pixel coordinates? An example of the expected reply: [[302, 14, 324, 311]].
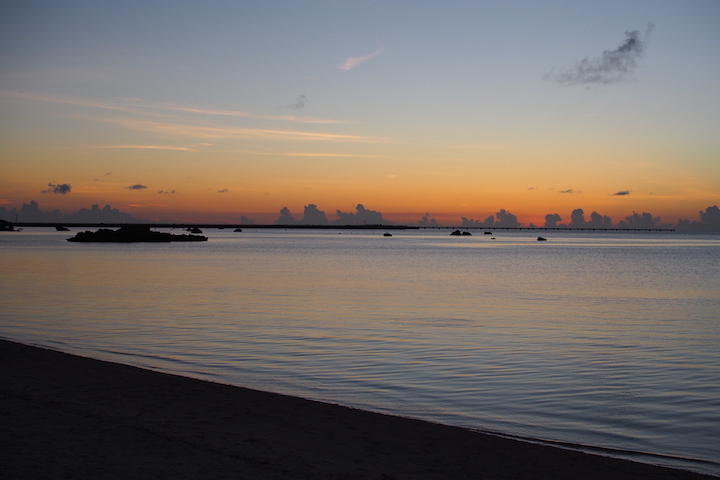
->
[[0, 338, 714, 480]]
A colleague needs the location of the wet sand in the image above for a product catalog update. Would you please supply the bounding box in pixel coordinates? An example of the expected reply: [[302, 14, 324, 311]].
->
[[0, 338, 714, 479]]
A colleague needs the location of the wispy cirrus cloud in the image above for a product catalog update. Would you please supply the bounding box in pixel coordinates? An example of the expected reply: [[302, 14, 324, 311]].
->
[[283, 152, 389, 158], [449, 143, 513, 151], [100, 144, 197, 151], [2, 91, 162, 116], [2, 91, 380, 150], [0, 91, 349, 125], [162, 103, 347, 124], [340, 46, 385, 72], [102, 117, 383, 143]]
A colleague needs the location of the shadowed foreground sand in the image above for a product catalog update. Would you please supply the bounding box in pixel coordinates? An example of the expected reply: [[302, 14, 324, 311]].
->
[[0, 339, 714, 480]]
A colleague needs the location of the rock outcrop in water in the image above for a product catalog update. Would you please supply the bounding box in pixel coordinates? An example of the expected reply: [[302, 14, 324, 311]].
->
[[0, 220, 18, 231], [66, 225, 208, 243]]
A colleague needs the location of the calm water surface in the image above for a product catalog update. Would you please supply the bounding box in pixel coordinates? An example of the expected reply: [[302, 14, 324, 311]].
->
[[2, 228, 719, 475]]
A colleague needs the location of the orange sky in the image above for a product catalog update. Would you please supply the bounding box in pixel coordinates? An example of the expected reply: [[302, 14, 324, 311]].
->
[[1, 2, 719, 227]]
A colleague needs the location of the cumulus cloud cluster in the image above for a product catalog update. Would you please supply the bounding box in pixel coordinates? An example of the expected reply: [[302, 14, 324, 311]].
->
[[418, 214, 439, 226], [461, 209, 520, 228], [275, 203, 390, 225], [2, 201, 719, 232], [302, 204, 328, 224], [0, 201, 140, 223], [544, 209, 616, 228]]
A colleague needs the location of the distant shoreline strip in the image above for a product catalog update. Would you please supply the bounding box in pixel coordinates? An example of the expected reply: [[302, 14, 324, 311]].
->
[[8, 222, 675, 231]]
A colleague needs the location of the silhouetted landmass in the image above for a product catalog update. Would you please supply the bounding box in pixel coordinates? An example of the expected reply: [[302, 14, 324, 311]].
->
[[0, 220, 18, 231], [66, 225, 208, 243]]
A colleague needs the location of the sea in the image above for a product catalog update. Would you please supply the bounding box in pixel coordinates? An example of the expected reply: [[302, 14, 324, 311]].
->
[[1, 227, 719, 476]]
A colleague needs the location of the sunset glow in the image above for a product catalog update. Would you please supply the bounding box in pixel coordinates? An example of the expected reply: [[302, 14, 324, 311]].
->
[[1, 1, 718, 228]]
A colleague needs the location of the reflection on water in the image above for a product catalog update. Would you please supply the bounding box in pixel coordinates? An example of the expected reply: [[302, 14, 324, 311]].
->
[[1, 229, 719, 475]]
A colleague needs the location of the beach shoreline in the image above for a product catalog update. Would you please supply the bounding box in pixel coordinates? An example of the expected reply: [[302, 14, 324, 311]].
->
[[0, 338, 715, 480]]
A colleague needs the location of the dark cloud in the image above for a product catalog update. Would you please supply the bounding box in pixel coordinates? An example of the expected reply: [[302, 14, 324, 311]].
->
[[283, 95, 307, 109], [71, 204, 141, 223], [559, 189, 581, 194], [543, 210, 612, 228], [41, 183, 71, 194], [494, 209, 520, 227], [544, 213, 563, 228], [570, 208, 586, 227], [239, 215, 254, 225], [698, 206, 720, 229], [418, 213, 439, 226], [158, 190, 176, 194], [587, 211, 612, 228], [217, 188, 229, 193], [677, 206, 720, 232], [276, 207, 296, 225], [460, 209, 519, 228], [0, 200, 140, 223], [334, 204, 390, 225], [301, 204, 328, 224], [127, 184, 147, 190], [618, 211, 665, 229], [547, 25, 653, 85], [611, 190, 631, 196], [461, 216, 494, 228]]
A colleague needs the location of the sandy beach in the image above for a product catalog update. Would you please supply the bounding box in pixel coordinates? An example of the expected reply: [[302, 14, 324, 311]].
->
[[0, 338, 714, 480]]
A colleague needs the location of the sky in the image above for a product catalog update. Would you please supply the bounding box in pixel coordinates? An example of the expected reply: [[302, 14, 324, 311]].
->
[[1, 0, 719, 226]]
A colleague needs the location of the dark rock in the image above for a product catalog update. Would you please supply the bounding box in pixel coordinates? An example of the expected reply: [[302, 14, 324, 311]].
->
[[67, 225, 208, 243]]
